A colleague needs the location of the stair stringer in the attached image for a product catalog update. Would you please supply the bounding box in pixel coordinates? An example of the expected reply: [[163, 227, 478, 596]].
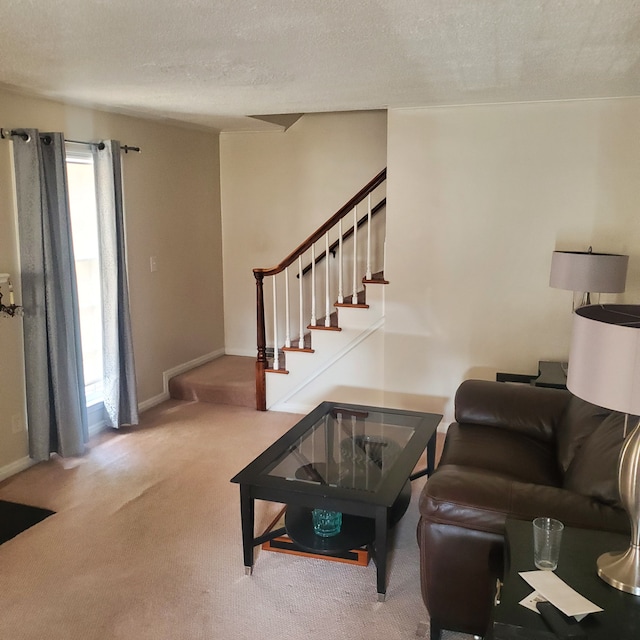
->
[[265, 285, 386, 412], [267, 317, 385, 413]]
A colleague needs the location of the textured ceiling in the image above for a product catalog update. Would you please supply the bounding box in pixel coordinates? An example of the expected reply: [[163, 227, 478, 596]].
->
[[1, 0, 639, 132]]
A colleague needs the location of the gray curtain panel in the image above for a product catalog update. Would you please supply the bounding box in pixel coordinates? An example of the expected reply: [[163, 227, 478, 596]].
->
[[93, 140, 139, 427], [11, 130, 88, 461]]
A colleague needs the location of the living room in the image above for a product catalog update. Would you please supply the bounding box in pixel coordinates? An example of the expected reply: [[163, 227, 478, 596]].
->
[[2, 92, 640, 476], [1, 2, 639, 638]]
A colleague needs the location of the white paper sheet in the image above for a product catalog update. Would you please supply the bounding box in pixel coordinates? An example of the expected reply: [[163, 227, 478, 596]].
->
[[519, 571, 603, 619], [519, 590, 548, 614], [520, 590, 590, 622]]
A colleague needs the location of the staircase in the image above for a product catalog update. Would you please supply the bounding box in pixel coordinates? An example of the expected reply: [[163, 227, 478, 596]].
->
[[254, 169, 388, 411], [168, 169, 388, 412]]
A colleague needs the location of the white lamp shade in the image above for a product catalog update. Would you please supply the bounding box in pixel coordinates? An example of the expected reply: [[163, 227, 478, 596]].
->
[[0, 273, 9, 285], [567, 305, 640, 415], [550, 251, 628, 293]]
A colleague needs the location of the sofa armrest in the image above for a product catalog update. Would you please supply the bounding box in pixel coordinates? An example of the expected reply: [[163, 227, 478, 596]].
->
[[455, 379, 571, 443]]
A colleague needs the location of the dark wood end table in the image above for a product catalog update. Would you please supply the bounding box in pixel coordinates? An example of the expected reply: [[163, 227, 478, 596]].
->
[[496, 361, 567, 390], [489, 518, 640, 639]]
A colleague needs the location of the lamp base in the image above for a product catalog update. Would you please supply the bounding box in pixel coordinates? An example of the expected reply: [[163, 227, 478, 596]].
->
[[597, 545, 640, 595]]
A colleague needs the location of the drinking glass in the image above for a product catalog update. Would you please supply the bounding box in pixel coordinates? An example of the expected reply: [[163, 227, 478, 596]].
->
[[533, 517, 564, 570]]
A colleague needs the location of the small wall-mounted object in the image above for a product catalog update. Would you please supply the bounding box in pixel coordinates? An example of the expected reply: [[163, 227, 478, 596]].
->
[[0, 273, 22, 317]]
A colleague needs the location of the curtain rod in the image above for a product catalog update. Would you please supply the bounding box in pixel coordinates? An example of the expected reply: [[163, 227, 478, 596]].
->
[[0, 128, 141, 153]]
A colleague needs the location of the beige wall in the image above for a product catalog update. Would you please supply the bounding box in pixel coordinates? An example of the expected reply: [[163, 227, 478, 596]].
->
[[219, 111, 388, 356], [0, 87, 224, 470], [384, 98, 640, 421], [5, 94, 635, 469], [219, 101, 640, 420]]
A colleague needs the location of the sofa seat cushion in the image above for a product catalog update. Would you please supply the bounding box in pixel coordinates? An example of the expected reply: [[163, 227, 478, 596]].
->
[[420, 466, 631, 535], [440, 423, 562, 486]]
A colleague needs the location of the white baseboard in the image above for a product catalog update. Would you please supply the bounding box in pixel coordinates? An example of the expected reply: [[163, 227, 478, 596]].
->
[[0, 456, 36, 483], [268, 401, 316, 415], [137, 391, 168, 413], [224, 347, 255, 358], [137, 348, 226, 413], [0, 406, 108, 481]]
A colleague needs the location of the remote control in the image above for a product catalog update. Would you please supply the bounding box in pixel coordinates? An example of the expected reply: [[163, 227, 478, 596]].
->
[[536, 601, 587, 639]]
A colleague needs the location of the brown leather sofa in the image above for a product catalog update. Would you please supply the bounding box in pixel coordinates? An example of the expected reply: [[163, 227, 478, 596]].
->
[[418, 379, 630, 639]]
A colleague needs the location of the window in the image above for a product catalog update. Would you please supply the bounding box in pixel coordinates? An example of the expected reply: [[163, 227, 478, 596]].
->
[[65, 145, 104, 414]]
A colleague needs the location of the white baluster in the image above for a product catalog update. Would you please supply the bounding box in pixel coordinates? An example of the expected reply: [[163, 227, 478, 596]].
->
[[272, 276, 279, 370], [383, 239, 387, 279], [337, 412, 342, 483], [298, 255, 304, 349], [337, 218, 344, 304], [310, 243, 317, 326], [351, 415, 356, 488], [284, 266, 291, 348], [366, 193, 372, 280], [352, 205, 358, 301], [325, 232, 331, 327]]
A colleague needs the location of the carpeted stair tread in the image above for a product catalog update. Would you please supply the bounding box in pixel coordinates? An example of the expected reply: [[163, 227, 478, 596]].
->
[[168, 355, 255, 408]]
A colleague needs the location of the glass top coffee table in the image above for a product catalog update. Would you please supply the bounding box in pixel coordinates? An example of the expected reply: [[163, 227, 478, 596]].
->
[[230, 401, 441, 601]]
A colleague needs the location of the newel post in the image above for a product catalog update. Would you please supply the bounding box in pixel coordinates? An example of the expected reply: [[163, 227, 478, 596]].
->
[[254, 271, 267, 411]]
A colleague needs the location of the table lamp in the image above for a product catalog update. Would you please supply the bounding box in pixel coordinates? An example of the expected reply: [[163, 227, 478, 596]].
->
[[550, 248, 628, 309], [567, 304, 640, 595]]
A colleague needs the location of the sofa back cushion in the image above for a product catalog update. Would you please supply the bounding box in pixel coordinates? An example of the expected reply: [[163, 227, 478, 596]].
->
[[454, 380, 570, 443], [563, 412, 626, 507], [556, 397, 611, 472], [439, 423, 562, 487]]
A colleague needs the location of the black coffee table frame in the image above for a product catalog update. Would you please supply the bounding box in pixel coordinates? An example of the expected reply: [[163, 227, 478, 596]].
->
[[230, 401, 441, 601]]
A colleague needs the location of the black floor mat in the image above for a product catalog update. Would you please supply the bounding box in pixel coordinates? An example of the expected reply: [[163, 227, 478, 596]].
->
[[0, 499, 55, 545]]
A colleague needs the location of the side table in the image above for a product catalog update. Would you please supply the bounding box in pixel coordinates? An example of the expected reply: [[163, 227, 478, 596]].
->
[[496, 361, 567, 390], [489, 519, 640, 639]]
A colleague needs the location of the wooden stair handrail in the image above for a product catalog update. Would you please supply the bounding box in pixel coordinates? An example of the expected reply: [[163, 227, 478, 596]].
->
[[253, 168, 386, 278], [297, 198, 386, 278]]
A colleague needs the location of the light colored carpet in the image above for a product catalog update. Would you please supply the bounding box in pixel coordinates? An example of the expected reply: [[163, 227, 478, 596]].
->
[[0, 400, 472, 640]]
